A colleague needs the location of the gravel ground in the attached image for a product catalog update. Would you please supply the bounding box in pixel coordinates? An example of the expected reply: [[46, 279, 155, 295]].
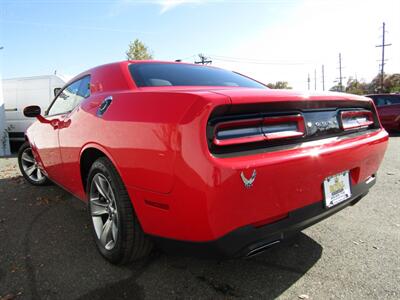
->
[[0, 136, 399, 300]]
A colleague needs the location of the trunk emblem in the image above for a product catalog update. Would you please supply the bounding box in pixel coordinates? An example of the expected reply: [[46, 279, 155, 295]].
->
[[241, 170, 257, 188]]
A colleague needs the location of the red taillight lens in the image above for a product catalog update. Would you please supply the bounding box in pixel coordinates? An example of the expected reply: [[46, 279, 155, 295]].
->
[[340, 110, 374, 130], [213, 114, 305, 146]]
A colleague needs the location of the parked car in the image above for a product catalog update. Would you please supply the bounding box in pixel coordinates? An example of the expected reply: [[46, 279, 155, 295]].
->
[[18, 61, 388, 264], [365, 93, 400, 132], [3, 75, 66, 141]]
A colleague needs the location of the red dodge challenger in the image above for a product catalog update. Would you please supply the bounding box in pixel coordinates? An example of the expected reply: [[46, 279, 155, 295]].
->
[[19, 61, 388, 264]]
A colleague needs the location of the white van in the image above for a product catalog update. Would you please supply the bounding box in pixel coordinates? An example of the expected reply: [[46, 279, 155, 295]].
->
[[3, 75, 66, 141]]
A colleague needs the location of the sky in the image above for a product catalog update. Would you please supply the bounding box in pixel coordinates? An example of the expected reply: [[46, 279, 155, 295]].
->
[[0, 0, 399, 90]]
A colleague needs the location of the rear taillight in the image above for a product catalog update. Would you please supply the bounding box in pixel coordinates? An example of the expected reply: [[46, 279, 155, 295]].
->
[[340, 110, 374, 130], [213, 114, 305, 146]]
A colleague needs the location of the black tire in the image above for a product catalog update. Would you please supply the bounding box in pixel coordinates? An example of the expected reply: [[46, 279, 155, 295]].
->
[[18, 142, 49, 186], [87, 157, 153, 265]]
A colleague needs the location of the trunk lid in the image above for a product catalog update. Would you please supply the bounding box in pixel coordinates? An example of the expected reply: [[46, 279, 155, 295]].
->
[[209, 87, 372, 104]]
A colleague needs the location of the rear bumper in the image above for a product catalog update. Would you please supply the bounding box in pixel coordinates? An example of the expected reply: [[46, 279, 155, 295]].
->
[[151, 175, 375, 258], [129, 128, 388, 243]]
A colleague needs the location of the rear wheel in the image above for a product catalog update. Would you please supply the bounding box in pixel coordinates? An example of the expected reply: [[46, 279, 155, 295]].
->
[[87, 157, 153, 264], [18, 142, 49, 186]]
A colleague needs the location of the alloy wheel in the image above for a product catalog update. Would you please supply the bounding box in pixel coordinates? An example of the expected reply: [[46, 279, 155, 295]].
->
[[89, 173, 119, 250], [20, 147, 45, 182]]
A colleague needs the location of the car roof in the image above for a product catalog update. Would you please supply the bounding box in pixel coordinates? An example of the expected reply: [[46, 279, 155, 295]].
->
[[365, 93, 400, 96]]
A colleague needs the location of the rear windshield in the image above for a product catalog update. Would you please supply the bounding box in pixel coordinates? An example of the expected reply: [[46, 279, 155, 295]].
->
[[129, 63, 266, 89]]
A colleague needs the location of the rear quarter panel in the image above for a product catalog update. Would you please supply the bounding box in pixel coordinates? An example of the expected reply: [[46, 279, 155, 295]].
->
[[93, 90, 201, 193], [60, 90, 225, 198]]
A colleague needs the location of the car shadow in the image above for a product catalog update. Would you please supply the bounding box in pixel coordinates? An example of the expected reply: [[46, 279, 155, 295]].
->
[[78, 234, 322, 300], [0, 175, 322, 299]]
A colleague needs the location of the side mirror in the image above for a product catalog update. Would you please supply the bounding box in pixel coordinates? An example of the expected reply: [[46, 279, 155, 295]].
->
[[54, 87, 61, 97], [23, 105, 41, 118]]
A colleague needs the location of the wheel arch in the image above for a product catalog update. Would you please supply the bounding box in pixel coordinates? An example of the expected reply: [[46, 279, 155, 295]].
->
[[79, 143, 149, 236], [79, 143, 121, 193]]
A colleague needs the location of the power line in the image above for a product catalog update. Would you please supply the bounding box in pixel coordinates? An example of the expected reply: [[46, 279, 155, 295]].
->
[[208, 54, 312, 65], [376, 22, 392, 92], [195, 54, 212, 65]]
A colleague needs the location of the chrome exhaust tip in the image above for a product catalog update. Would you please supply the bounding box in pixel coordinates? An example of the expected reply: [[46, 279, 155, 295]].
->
[[365, 174, 376, 185], [245, 240, 281, 258]]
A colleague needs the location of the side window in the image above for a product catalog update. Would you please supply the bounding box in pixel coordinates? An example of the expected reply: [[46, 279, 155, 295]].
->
[[70, 76, 91, 111], [388, 95, 400, 105], [374, 97, 387, 107], [46, 76, 90, 116], [77, 76, 91, 99], [47, 80, 81, 116]]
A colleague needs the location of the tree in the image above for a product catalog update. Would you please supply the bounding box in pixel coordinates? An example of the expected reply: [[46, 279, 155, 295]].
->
[[344, 77, 369, 95], [381, 73, 400, 93], [330, 73, 400, 95], [126, 39, 153, 60], [329, 85, 342, 92], [266, 81, 292, 89], [366, 73, 400, 93]]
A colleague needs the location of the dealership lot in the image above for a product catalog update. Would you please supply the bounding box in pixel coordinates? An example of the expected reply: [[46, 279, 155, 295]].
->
[[0, 136, 399, 300]]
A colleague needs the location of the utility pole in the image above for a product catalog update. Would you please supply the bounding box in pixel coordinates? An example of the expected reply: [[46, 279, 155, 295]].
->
[[314, 69, 317, 90], [322, 64, 325, 91], [307, 73, 310, 90], [337, 53, 345, 92], [376, 22, 392, 92], [195, 54, 212, 65]]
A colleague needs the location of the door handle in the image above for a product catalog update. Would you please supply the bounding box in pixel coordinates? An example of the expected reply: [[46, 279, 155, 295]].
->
[[5, 108, 17, 112]]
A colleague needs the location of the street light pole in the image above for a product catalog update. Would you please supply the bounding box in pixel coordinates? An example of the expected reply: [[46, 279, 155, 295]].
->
[[0, 45, 11, 156]]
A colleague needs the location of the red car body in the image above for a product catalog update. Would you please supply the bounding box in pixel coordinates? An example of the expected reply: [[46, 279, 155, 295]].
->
[[366, 94, 400, 132], [25, 61, 388, 257]]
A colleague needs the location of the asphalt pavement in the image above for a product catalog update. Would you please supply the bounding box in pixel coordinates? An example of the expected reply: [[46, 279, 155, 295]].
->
[[0, 136, 399, 300]]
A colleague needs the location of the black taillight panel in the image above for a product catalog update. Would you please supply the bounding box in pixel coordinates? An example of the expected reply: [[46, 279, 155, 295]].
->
[[207, 102, 380, 156], [212, 114, 306, 146]]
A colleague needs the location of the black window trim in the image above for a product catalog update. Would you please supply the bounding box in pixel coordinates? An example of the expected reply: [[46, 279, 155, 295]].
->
[[45, 74, 91, 117]]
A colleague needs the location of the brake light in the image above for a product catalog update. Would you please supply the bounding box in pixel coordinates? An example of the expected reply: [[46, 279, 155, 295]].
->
[[213, 114, 305, 146], [263, 115, 305, 140], [340, 110, 374, 130]]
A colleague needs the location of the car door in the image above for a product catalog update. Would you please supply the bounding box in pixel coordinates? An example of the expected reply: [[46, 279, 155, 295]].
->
[[375, 95, 400, 130], [373, 96, 392, 129], [31, 79, 81, 184], [385, 95, 400, 130], [57, 75, 91, 194]]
